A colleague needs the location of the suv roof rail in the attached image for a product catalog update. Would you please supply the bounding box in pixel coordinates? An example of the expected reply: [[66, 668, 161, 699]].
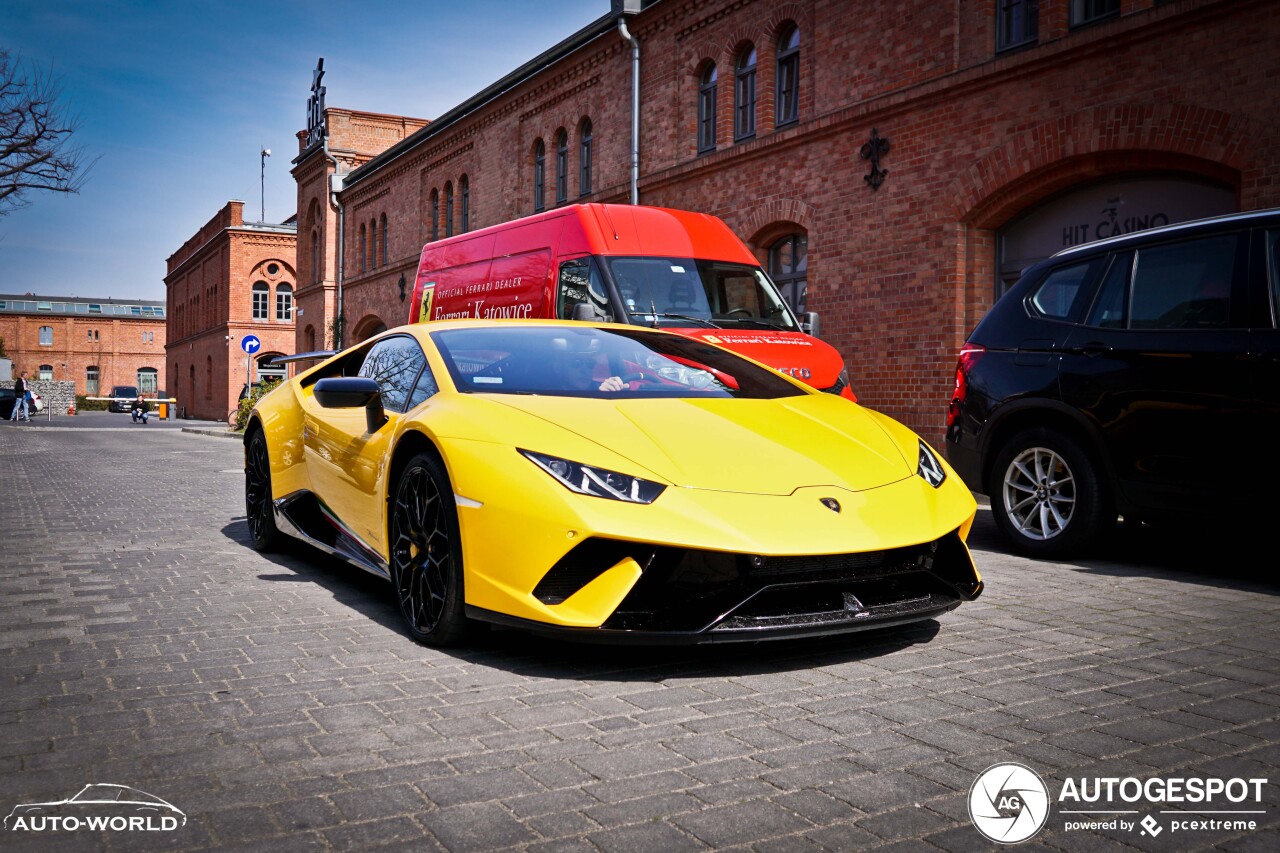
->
[[1052, 206, 1279, 259]]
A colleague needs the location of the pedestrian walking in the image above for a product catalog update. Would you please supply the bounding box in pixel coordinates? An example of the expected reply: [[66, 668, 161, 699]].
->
[[9, 372, 30, 422]]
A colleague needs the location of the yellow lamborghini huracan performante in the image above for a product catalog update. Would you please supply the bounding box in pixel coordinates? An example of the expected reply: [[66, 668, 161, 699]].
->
[[245, 321, 982, 646]]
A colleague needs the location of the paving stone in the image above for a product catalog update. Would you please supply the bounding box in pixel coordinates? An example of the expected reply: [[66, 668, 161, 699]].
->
[[2, 428, 1277, 851]]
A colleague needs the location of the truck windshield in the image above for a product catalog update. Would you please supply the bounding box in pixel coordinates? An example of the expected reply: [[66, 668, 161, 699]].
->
[[603, 257, 800, 331]]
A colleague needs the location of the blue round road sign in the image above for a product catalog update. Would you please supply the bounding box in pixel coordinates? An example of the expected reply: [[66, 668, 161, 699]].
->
[[241, 335, 262, 354]]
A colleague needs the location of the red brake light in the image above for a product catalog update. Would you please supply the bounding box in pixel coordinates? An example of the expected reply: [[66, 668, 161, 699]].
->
[[946, 344, 985, 428]]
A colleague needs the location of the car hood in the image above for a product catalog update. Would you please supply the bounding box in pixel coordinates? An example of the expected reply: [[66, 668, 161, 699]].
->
[[483, 394, 912, 495]]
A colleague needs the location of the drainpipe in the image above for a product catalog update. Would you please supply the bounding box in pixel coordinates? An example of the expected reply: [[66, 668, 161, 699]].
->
[[617, 17, 639, 205], [322, 136, 346, 349]]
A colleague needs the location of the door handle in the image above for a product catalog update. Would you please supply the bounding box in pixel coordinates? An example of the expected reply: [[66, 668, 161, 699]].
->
[[1070, 342, 1113, 357]]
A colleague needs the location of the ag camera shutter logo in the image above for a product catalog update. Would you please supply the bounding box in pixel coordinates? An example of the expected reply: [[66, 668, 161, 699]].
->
[[969, 763, 1051, 844]]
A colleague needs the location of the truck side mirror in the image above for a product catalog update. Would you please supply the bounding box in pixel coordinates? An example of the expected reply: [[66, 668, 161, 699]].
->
[[571, 302, 601, 322], [802, 312, 821, 337]]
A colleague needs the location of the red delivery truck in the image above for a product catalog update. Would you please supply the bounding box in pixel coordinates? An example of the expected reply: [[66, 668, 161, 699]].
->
[[410, 204, 853, 399]]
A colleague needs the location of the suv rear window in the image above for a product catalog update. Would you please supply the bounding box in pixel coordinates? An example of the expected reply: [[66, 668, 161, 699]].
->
[[1028, 260, 1100, 321]]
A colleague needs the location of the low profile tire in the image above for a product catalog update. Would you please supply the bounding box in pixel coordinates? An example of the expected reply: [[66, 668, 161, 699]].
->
[[389, 451, 470, 646], [245, 429, 282, 552], [990, 428, 1109, 558]]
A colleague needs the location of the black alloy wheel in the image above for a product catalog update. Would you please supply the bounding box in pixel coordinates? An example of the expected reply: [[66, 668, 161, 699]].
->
[[389, 452, 469, 646], [990, 427, 1110, 558], [245, 429, 281, 551]]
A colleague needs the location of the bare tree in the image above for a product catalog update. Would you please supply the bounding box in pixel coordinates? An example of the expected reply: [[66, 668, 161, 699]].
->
[[1, 49, 92, 216]]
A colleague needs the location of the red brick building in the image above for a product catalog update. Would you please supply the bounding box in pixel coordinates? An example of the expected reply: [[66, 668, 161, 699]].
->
[[164, 201, 297, 420], [0, 294, 167, 396], [293, 0, 1280, 441]]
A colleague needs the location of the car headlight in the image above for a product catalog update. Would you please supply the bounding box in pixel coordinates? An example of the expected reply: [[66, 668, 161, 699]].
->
[[520, 450, 666, 504], [917, 440, 946, 488]]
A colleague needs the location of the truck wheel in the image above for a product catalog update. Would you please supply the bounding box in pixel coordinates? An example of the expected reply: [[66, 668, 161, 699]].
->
[[990, 428, 1109, 558]]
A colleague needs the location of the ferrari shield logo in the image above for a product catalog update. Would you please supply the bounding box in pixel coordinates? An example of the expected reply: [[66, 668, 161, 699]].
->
[[418, 284, 435, 322]]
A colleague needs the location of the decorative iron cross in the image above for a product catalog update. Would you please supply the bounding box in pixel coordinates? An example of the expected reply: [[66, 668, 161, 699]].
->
[[860, 128, 890, 191]]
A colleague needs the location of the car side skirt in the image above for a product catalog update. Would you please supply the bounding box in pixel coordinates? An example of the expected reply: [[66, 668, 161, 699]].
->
[[272, 490, 391, 580]]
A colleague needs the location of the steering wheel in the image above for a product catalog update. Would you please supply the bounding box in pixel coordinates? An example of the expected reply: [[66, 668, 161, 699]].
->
[[725, 307, 752, 317]]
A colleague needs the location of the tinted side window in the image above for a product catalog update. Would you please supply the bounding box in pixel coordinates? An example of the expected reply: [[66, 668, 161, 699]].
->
[[1085, 252, 1133, 329], [1269, 230, 1280, 328], [1129, 234, 1239, 329], [358, 336, 426, 413], [406, 363, 438, 411], [1028, 260, 1099, 321]]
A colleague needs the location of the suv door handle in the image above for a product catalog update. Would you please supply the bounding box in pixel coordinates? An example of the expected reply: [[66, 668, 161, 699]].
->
[[1069, 342, 1113, 357]]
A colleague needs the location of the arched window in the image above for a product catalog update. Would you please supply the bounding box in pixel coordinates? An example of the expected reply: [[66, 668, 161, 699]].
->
[[735, 45, 757, 141], [86, 365, 99, 395], [358, 224, 367, 273], [460, 175, 470, 232], [276, 283, 293, 321], [445, 181, 454, 238], [39, 364, 53, 381], [776, 25, 800, 127], [430, 189, 439, 242], [368, 218, 378, 269], [533, 140, 546, 212], [555, 129, 568, 204], [204, 356, 212, 400], [252, 281, 269, 320], [311, 229, 320, 284], [698, 63, 717, 153], [579, 119, 593, 196], [380, 213, 388, 267], [189, 364, 196, 401], [137, 367, 158, 394], [769, 233, 807, 314], [38, 325, 53, 345]]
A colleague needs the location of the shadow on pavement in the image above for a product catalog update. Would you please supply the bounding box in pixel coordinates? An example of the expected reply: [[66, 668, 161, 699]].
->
[[967, 505, 1279, 594], [221, 518, 950, 681]]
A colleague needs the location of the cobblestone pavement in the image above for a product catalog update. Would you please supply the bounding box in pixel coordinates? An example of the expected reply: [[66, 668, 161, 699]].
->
[[1, 424, 1276, 852]]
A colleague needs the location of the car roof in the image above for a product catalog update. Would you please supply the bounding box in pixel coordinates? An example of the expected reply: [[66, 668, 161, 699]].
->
[[1052, 206, 1280, 259]]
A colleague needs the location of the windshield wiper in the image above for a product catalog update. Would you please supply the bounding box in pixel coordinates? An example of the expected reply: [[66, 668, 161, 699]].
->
[[650, 312, 722, 329], [733, 318, 792, 331]]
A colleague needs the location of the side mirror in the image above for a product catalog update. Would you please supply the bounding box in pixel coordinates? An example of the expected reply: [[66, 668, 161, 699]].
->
[[802, 311, 821, 338], [313, 377, 387, 432], [570, 302, 600, 322]]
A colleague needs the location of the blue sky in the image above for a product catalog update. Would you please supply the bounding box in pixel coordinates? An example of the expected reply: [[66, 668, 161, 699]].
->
[[1, 0, 604, 302]]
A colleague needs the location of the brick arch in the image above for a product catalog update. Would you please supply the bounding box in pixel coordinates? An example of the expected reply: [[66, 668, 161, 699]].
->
[[951, 102, 1251, 229], [722, 28, 761, 68], [742, 198, 816, 249], [351, 314, 388, 343], [763, 5, 809, 44]]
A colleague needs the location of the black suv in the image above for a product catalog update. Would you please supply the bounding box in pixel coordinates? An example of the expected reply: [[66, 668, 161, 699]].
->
[[946, 208, 1280, 557], [108, 385, 139, 413]]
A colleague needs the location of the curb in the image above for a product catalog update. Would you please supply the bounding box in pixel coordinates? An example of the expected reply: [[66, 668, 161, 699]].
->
[[182, 427, 242, 440]]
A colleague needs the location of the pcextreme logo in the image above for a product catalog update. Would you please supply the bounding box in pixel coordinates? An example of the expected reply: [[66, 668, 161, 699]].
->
[[5, 784, 185, 833], [969, 764, 1270, 843]]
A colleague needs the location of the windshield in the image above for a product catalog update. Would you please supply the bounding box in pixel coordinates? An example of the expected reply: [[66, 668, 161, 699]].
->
[[604, 257, 800, 331], [111, 386, 138, 397], [433, 326, 805, 400]]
